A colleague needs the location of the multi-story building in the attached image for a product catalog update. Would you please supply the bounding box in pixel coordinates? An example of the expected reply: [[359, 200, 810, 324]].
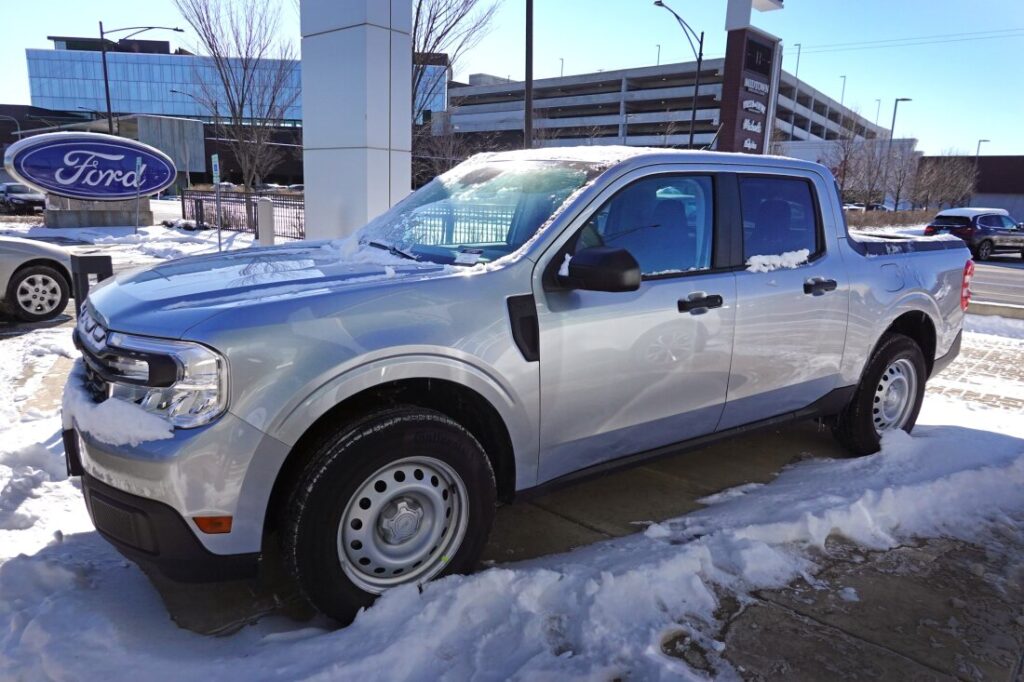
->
[[26, 36, 449, 125], [437, 60, 886, 150]]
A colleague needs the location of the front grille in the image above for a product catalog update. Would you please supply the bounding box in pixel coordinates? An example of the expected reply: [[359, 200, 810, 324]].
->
[[76, 306, 112, 402]]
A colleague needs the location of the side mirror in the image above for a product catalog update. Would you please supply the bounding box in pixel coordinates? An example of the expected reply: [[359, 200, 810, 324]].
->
[[563, 246, 641, 292]]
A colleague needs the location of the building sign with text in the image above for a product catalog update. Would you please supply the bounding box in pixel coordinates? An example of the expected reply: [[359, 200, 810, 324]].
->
[[717, 27, 781, 155]]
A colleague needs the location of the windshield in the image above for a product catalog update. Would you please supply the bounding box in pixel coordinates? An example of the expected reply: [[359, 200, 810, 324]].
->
[[356, 160, 601, 266], [7, 184, 31, 194]]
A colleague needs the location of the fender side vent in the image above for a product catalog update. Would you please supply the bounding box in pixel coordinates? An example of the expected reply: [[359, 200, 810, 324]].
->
[[507, 294, 539, 362]]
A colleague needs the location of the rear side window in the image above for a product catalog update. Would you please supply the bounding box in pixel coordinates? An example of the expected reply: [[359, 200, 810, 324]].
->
[[932, 215, 971, 227], [739, 177, 820, 260]]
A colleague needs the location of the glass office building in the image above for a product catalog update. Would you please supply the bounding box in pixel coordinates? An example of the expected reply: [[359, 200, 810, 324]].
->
[[27, 40, 448, 124]]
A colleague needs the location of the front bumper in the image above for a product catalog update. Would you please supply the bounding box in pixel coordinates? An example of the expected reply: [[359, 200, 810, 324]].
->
[[79, 470, 258, 582], [64, 389, 291, 564]]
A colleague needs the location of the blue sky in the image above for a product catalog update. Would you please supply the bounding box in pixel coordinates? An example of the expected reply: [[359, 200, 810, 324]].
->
[[2, 0, 1022, 155]]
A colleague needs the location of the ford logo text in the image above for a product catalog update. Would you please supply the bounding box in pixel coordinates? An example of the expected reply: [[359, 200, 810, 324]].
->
[[3, 132, 177, 201]]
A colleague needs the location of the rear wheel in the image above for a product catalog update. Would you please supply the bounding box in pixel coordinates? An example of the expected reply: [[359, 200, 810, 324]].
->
[[4, 264, 69, 322], [975, 240, 993, 261], [832, 333, 927, 456], [283, 407, 496, 623]]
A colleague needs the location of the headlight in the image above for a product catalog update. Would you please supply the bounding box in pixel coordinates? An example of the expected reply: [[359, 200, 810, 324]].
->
[[105, 332, 228, 428], [10, 198, 24, 203]]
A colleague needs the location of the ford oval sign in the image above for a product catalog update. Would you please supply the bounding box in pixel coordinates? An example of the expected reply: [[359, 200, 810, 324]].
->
[[3, 132, 177, 201]]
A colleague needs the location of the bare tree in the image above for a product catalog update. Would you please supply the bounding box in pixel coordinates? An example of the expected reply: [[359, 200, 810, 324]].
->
[[915, 151, 977, 209], [412, 113, 501, 186], [826, 125, 864, 201], [886, 141, 919, 211], [858, 139, 886, 206], [173, 0, 299, 190], [412, 0, 499, 122]]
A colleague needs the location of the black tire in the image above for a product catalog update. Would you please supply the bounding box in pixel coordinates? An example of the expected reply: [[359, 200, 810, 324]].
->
[[975, 240, 993, 261], [283, 406, 497, 624], [4, 264, 70, 322], [831, 333, 927, 456]]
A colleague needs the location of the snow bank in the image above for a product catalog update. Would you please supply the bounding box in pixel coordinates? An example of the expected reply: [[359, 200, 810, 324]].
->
[[61, 362, 173, 447], [0, 394, 1021, 680], [745, 248, 810, 273]]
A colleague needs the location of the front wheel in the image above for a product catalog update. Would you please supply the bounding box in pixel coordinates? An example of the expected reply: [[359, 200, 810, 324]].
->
[[832, 333, 927, 456], [283, 407, 496, 623]]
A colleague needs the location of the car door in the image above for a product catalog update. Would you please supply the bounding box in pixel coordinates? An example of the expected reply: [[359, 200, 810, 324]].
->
[[997, 215, 1024, 248], [718, 172, 850, 431], [534, 170, 737, 482]]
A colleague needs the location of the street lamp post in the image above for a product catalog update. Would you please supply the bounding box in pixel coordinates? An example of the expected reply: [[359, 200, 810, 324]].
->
[[840, 75, 847, 107], [656, 44, 661, 66], [975, 138, 990, 161], [559, 57, 564, 77], [881, 97, 911, 209], [524, 0, 534, 149], [653, 0, 704, 149], [99, 22, 184, 135]]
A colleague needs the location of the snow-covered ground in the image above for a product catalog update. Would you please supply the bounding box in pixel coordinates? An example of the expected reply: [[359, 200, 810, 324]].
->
[[0, 219, 273, 271], [1, 314, 1022, 679]]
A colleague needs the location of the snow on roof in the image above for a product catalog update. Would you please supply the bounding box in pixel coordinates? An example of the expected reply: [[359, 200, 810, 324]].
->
[[936, 207, 1009, 217]]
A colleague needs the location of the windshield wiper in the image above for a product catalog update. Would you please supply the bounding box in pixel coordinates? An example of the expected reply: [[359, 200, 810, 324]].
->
[[364, 240, 419, 261]]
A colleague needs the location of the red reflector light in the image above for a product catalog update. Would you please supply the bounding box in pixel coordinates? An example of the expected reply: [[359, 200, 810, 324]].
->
[[193, 516, 233, 534], [961, 260, 974, 311]]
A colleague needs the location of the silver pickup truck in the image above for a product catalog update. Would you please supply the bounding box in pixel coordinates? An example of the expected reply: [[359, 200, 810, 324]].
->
[[64, 148, 972, 622]]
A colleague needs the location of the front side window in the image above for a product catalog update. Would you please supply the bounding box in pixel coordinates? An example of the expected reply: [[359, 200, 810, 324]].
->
[[357, 160, 601, 266], [573, 175, 715, 276], [978, 215, 1002, 228], [739, 176, 820, 260], [998, 215, 1018, 229]]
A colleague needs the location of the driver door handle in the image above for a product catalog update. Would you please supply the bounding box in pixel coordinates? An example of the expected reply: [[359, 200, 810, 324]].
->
[[804, 277, 838, 295], [678, 293, 723, 313]]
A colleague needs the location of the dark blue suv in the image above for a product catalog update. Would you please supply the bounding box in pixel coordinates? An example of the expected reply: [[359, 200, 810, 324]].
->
[[925, 208, 1024, 261]]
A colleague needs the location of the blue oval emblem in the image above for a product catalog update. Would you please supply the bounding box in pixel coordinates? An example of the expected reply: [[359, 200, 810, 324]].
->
[[3, 132, 177, 201]]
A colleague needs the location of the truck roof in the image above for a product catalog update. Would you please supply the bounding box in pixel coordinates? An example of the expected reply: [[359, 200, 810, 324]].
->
[[474, 145, 831, 176]]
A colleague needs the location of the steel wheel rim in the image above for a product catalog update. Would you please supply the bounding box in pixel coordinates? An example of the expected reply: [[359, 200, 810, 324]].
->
[[979, 242, 992, 259], [16, 274, 61, 315], [872, 357, 918, 434], [338, 456, 469, 594]]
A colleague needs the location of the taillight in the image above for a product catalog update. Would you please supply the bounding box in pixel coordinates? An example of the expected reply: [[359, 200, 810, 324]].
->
[[924, 225, 936, 235], [961, 260, 974, 311]]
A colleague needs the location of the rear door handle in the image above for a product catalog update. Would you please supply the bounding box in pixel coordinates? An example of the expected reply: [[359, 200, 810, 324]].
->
[[678, 293, 724, 313], [803, 277, 838, 295]]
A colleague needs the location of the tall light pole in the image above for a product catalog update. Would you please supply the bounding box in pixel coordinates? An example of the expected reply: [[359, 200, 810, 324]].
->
[[874, 98, 881, 126], [656, 44, 661, 66], [975, 138, 990, 160], [839, 75, 847, 107], [524, 0, 534, 149], [653, 0, 704, 149], [99, 23, 184, 135], [881, 97, 911, 209], [791, 43, 802, 136], [559, 57, 564, 77]]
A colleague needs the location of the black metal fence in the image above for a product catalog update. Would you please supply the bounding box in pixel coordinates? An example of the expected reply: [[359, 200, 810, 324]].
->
[[410, 205, 517, 245], [181, 190, 305, 239]]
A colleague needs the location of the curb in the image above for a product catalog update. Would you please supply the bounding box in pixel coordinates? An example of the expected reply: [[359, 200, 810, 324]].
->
[[968, 300, 1024, 320]]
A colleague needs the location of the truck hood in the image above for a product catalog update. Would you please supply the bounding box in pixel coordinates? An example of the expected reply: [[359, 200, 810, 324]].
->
[[88, 241, 450, 338]]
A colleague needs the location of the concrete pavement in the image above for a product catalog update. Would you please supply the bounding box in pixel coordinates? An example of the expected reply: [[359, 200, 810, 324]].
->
[[972, 258, 1024, 307]]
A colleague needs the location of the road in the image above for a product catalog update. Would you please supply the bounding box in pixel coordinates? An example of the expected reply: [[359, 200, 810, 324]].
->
[[972, 256, 1024, 306]]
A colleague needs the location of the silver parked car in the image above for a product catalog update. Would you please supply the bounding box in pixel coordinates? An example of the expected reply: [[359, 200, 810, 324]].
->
[[65, 148, 971, 622], [1, 236, 72, 322]]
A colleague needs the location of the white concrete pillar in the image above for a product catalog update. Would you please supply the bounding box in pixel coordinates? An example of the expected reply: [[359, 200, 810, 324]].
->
[[300, 0, 412, 240]]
